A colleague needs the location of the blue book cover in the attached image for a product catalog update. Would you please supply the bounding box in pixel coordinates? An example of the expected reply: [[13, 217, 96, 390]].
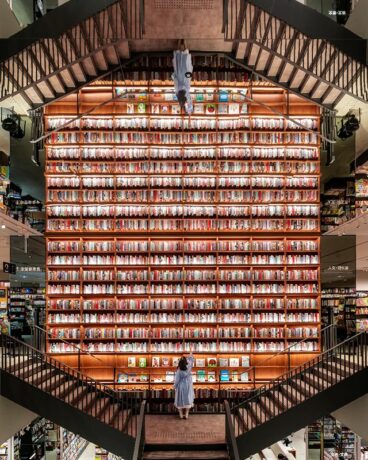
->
[[220, 370, 230, 382]]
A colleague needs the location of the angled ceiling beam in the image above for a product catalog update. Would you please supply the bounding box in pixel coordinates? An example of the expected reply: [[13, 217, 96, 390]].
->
[[245, 0, 367, 64], [263, 22, 286, 75], [64, 30, 87, 81], [27, 47, 57, 98], [14, 56, 45, 103], [54, 37, 78, 87], [79, 22, 98, 75], [0, 0, 119, 62], [38, 40, 67, 92]]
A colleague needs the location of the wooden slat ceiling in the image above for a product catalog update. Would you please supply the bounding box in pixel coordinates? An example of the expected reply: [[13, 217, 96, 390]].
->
[[0, 0, 367, 113], [226, 0, 368, 109]]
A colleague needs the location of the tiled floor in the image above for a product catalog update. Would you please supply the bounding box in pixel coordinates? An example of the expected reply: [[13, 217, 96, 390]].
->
[[145, 414, 225, 445]]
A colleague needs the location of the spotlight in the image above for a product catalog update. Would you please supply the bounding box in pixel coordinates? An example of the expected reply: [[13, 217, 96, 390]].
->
[[1, 109, 25, 139], [337, 112, 360, 141]]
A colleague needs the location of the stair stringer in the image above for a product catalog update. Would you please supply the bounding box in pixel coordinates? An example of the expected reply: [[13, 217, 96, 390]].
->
[[0, 370, 135, 460], [236, 367, 368, 459]]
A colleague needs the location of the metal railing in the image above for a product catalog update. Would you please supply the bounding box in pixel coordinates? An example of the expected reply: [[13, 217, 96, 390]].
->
[[236, 324, 336, 394], [32, 324, 103, 371], [232, 331, 368, 436], [132, 400, 147, 460], [224, 400, 240, 460], [0, 333, 142, 437]]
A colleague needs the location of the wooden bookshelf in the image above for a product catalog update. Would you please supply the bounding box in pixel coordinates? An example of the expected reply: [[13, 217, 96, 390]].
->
[[45, 82, 321, 408]]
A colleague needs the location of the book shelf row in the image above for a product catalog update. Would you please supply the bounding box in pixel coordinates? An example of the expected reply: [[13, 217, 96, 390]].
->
[[47, 325, 319, 339], [45, 116, 318, 131], [47, 297, 319, 311], [46, 175, 319, 188], [46, 237, 319, 253], [47, 267, 319, 281], [46, 218, 320, 233], [47, 190, 320, 204], [48, 340, 319, 354], [46, 131, 318, 145], [46, 146, 319, 160], [46, 161, 320, 176]]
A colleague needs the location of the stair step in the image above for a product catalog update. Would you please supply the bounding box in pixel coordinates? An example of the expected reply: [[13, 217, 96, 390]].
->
[[313, 367, 340, 384], [143, 451, 229, 459], [39, 374, 68, 393], [76, 389, 98, 412], [111, 409, 131, 431], [51, 380, 78, 400], [281, 384, 305, 405], [14, 362, 44, 379], [99, 402, 121, 425], [290, 378, 319, 399], [302, 372, 328, 391]]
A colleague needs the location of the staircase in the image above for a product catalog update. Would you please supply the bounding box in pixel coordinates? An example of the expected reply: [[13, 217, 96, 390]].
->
[[0, 333, 141, 459], [228, 332, 368, 460], [141, 413, 229, 460], [2, 332, 368, 460]]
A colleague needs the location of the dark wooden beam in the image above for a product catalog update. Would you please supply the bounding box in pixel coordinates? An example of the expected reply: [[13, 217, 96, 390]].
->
[[263, 22, 286, 75], [38, 40, 67, 92]]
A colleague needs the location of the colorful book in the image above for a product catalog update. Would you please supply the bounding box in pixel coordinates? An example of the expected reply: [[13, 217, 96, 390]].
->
[[197, 370, 206, 382], [206, 104, 216, 115], [220, 370, 230, 382], [229, 357, 240, 367], [127, 357, 136, 368], [208, 371, 216, 383], [228, 103, 240, 114], [241, 356, 250, 367], [139, 357, 147, 368], [194, 104, 204, 114], [117, 373, 128, 383], [166, 371, 175, 383], [196, 358, 205, 367], [219, 358, 229, 367], [231, 371, 239, 382], [172, 357, 180, 367], [152, 356, 160, 367], [171, 105, 181, 114], [240, 372, 249, 382], [207, 357, 217, 367], [162, 357, 170, 367], [219, 90, 229, 102], [137, 103, 146, 113]]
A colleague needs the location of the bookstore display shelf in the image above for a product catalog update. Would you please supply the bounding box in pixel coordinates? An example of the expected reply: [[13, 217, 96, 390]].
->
[[45, 82, 320, 400]]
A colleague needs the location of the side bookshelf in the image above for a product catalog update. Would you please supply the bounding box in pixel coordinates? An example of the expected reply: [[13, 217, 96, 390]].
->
[[44, 82, 321, 406]]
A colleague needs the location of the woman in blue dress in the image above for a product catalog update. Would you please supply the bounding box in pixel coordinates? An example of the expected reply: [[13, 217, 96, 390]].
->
[[174, 351, 194, 419]]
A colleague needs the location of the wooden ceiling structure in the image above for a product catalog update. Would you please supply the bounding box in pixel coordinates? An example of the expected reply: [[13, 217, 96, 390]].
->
[[0, 0, 366, 113]]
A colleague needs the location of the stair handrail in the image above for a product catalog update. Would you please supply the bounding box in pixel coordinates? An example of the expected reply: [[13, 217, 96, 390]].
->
[[132, 400, 147, 460], [232, 330, 367, 413], [225, 400, 240, 460], [0, 333, 140, 402], [241, 324, 335, 390]]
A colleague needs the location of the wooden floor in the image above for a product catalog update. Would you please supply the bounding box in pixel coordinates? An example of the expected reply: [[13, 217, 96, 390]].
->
[[145, 414, 226, 445]]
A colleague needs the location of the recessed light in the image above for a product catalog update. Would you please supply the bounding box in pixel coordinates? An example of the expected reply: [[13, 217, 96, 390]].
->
[[1, 225, 5, 229]]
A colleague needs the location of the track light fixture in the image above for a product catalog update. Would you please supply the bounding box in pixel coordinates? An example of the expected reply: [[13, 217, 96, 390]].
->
[[337, 111, 360, 140], [1, 108, 25, 139]]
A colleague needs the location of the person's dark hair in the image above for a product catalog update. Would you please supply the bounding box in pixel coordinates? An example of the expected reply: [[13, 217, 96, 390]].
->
[[178, 356, 188, 371], [177, 89, 187, 109]]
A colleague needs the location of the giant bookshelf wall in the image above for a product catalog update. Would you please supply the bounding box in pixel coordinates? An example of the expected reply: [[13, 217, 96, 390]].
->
[[45, 79, 321, 409]]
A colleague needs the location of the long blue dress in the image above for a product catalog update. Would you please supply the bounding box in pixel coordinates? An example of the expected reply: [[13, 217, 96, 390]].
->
[[174, 355, 194, 408]]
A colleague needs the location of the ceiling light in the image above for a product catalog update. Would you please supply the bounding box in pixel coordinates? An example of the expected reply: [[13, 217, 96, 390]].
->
[[1, 225, 5, 229]]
